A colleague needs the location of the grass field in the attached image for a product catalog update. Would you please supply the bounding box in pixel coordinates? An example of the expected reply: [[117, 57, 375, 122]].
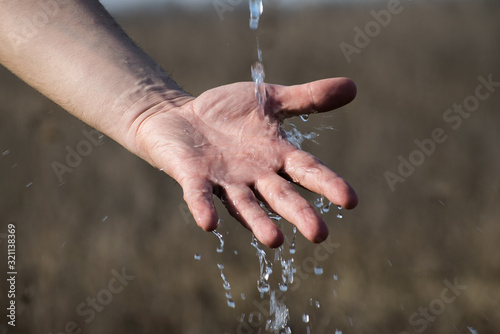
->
[[1, 1, 499, 333]]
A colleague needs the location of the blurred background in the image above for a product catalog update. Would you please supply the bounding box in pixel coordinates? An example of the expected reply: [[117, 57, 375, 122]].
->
[[1, 0, 499, 333]]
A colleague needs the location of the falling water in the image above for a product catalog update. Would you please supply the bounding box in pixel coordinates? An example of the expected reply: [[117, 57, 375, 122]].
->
[[234, 1, 348, 331], [213, 228, 235, 308], [213, 230, 225, 253], [249, 0, 263, 30], [251, 39, 266, 110], [251, 235, 273, 294], [251, 233, 294, 333], [289, 226, 297, 255], [266, 290, 291, 334], [249, 0, 266, 111], [218, 263, 236, 308]]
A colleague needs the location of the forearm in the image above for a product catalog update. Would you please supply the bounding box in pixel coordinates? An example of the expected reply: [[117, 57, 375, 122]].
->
[[0, 0, 190, 155]]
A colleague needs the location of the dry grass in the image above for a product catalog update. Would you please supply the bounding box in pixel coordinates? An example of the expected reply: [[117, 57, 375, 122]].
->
[[1, 1, 499, 333]]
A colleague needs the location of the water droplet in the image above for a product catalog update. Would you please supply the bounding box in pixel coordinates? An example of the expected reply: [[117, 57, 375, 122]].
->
[[102, 216, 108, 222], [337, 206, 343, 210], [335, 330, 343, 334], [2, 149, 10, 156], [241, 293, 246, 300], [302, 313, 310, 323], [314, 266, 323, 275], [257, 280, 270, 293], [194, 253, 201, 260], [300, 114, 310, 122], [333, 289, 338, 297], [217, 263, 224, 270], [279, 282, 288, 292], [333, 274, 338, 280], [387, 259, 393, 267], [227, 299, 236, 308], [337, 213, 343, 219], [26, 182, 33, 188], [315, 300, 321, 308], [323, 201, 332, 213]]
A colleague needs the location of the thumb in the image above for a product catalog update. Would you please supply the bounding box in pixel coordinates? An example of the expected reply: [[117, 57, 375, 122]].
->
[[267, 77, 357, 117]]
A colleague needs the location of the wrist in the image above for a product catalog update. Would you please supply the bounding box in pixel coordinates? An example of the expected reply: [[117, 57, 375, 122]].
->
[[116, 81, 193, 162]]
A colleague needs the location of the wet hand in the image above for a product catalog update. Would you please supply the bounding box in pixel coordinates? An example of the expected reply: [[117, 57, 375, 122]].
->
[[133, 78, 358, 248]]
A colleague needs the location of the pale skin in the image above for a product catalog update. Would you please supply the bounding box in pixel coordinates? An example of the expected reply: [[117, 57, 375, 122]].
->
[[0, 0, 357, 248]]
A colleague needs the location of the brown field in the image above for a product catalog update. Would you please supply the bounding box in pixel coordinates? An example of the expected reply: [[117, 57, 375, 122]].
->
[[1, 1, 499, 333]]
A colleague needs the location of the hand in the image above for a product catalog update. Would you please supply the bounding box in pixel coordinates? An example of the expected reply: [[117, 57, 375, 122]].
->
[[133, 78, 358, 248]]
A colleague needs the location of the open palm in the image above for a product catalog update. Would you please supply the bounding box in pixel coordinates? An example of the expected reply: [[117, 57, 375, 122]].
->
[[135, 78, 358, 248]]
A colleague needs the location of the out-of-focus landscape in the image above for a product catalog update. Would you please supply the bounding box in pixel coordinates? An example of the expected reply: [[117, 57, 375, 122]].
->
[[1, 1, 499, 333]]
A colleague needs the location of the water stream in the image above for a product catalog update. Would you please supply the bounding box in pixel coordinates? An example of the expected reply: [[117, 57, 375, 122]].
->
[[209, 2, 347, 332]]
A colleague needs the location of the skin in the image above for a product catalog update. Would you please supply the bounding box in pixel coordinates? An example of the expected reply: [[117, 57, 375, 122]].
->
[[0, 0, 357, 248]]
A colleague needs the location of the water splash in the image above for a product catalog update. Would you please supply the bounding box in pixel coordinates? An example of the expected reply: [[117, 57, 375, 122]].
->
[[266, 290, 290, 334], [283, 123, 319, 149], [249, 0, 263, 30]]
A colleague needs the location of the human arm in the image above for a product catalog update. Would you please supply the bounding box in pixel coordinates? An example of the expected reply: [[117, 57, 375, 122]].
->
[[0, 0, 357, 248]]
